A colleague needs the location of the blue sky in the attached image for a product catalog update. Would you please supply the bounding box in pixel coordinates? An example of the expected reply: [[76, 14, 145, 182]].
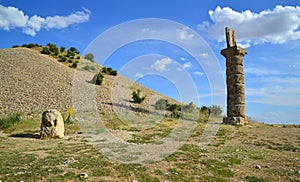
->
[[0, 0, 300, 124]]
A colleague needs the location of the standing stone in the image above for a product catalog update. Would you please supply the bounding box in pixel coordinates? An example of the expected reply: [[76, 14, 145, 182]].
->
[[40, 109, 64, 139], [221, 27, 248, 125]]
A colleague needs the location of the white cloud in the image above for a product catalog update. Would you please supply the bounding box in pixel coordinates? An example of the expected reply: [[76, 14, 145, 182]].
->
[[151, 57, 172, 71], [198, 5, 300, 46], [0, 5, 90, 36], [176, 27, 195, 41], [135, 73, 144, 78], [193, 71, 204, 76], [199, 52, 209, 58], [180, 57, 186, 61], [183, 62, 192, 69]]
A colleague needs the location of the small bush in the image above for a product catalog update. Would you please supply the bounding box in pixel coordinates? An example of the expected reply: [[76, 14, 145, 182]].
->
[[12, 45, 20, 48], [132, 89, 146, 104], [200, 106, 210, 116], [182, 102, 195, 113], [58, 57, 67, 62], [84, 53, 94, 61], [169, 110, 181, 118], [154, 99, 169, 110], [70, 62, 77, 68], [210, 105, 223, 116], [167, 103, 180, 112], [40, 47, 51, 55], [110, 70, 118, 76], [60, 46, 66, 53], [0, 113, 21, 130], [101, 67, 118, 76], [95, 73, 104, 85], [65, 107, 74, 124], [69, 47, 79, 54], [83, 65, 97, 71]]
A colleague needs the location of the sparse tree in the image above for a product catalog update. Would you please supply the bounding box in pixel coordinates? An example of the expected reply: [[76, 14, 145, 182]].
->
[[60, 46, 66, 53], [69, 46, 79, 54], [84, 53, 94, 61], [95, 73, 104, 85], [209, 105, 223, 116], [182, 102, 196, 113], [200, 106, 210, 116], [132, 89, 146, 104], [154, 99, 169, 110]]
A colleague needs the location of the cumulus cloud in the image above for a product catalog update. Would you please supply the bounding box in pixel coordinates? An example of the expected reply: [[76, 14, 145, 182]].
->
[[193, 71, 204, 76], [198, 5, 300, 46], [176, 27, 195, 41], [0, 5, 90, 36], [183, 61, 192, 69], [135, 73, 144, 78], [199, 52, 209, 58], [151, 58, 172, 71]]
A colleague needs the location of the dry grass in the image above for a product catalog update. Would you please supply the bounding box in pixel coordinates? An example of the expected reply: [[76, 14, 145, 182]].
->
[[0, 47, 299, 181]]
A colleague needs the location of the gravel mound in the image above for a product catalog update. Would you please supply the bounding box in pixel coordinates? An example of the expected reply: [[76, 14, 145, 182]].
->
[[0, 48, 74, 115], [0, 48, 174, 117]]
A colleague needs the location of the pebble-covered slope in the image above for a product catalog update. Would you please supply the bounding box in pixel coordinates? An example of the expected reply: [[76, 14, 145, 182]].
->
[[0, 48, 74, 115], [0, 47, 175, 116]]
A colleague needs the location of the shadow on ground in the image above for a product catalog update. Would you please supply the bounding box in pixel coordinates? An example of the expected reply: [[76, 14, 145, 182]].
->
[[9, 133, 40, 139]]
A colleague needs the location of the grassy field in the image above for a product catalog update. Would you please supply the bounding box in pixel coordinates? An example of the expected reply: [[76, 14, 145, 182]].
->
[[0, 113, 299, 181]]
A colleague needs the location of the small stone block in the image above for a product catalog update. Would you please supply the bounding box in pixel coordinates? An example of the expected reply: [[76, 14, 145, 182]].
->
[[223, 117, 246, 125]]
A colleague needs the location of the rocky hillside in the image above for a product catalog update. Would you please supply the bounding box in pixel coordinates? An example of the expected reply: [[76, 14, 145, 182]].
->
[[0, 47, 174, 116]]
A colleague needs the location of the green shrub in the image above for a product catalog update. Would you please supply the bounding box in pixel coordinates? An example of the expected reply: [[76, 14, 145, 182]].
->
[[101, 67, 118, 76], [182, 102, 195, 113], [84, 53, 94, 61], [169, 110, 180, 118], [12, 45, 20, 48], [95, 73, 104, 85], [200, 106, 210, 116], [67, 50, 75, 57], [210, 105, 223, 116], [132, 89, 146, 104], [41, 47, 51, 55], [58, 57, 67, 62], [154, 99, 169, 110], [47, 43, 59, 54], [101, 67, 108, 74], [0, 113, 21, 129], [70, 62, 77, 68], [60, 46, 66, 53], [69, 47, 79, 54], [167, 103, 180, 112], [110, 70, 118, 76], [83, 65, 97, 71]]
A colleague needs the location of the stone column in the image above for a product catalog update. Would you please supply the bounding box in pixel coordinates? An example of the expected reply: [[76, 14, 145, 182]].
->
[[221, 28, 248, 125]]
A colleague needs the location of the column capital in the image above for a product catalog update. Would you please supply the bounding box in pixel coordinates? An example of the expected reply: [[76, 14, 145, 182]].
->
[[221, 46, 248, 58]]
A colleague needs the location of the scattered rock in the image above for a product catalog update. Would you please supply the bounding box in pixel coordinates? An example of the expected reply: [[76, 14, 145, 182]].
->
[[40, 109, 64, 139], [295, 170, 300, 175], [255, 164, 261, 169], [78, 172, 88, 178]]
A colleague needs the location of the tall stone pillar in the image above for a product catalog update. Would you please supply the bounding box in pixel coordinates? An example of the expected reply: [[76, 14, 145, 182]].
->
[[221, 27, 248, 125]]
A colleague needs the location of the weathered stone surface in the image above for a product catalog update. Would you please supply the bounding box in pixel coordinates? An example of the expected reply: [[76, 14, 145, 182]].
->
[[223, 117, 245, 125], [40, 109, 64, 139], [222, 27, 247, 125]]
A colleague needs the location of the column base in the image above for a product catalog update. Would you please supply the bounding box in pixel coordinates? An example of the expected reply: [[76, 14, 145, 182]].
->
[[223, 117, 247, 125]]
